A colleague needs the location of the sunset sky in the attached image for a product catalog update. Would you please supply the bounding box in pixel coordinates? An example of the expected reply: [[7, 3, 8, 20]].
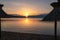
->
[[0, 0, 57, 16]]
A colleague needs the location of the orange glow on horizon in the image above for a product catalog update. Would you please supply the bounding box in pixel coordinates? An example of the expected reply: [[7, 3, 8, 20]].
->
[[18, 7, 37, 17]]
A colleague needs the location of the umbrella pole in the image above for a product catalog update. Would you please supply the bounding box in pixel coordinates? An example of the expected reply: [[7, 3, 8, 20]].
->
[[55, 20, 57, 40]]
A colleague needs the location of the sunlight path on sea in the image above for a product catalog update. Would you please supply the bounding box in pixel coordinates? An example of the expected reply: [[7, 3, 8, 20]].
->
[[1, 18, 60, 35]]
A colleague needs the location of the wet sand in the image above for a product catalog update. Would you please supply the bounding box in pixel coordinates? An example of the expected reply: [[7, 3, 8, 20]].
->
[[1, 31, 60, 40]]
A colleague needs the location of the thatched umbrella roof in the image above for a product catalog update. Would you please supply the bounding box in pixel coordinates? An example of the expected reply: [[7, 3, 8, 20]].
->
[[42, 8, 60, 21], [0, 4, 8, 17], [42, 0, 60, 40], [42, 1, 60, 21]]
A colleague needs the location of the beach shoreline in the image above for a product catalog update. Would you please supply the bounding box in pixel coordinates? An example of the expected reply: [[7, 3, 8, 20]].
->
[[1, 31, 60, 40]]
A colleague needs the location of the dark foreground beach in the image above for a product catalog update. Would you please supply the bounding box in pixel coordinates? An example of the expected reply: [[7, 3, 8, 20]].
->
[[1, 31, 60, 40]]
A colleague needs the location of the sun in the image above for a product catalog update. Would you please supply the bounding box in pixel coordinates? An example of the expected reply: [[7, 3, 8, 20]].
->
[[22, 9, 30, 17], [21, 9, 29, 17], [20, 7, 34, 17], [25, 13, 29, 17]]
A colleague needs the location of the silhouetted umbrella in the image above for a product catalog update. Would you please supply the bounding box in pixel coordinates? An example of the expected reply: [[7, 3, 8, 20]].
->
[[0, 4, 8, 18], [42, 0, 60, 40]]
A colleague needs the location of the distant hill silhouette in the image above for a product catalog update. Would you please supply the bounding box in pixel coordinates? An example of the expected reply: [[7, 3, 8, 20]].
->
[[0, 4, 25, 18], [28, 14, 47, 18], [0, 4, 47, 18]]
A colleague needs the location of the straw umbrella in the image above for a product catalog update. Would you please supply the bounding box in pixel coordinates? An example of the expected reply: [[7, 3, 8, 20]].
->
[[42, 0, 60, 40], [0, 4, 8, 18]]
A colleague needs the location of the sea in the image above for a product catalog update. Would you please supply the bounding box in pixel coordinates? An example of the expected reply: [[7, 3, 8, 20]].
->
[[1, 18, 60, 35]]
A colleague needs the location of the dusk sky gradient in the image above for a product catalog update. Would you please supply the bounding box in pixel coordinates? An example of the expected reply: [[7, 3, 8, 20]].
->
[[0, 0, 57, 15]]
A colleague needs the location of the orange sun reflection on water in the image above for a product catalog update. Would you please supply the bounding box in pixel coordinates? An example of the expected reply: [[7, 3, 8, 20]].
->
[[17, 18, 33, 28], [18, 18, 31, 25], [25, 18, 29, 23]]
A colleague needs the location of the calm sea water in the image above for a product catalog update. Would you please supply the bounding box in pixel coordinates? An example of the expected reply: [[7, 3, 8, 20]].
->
[[1, 18, 60, 35]]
